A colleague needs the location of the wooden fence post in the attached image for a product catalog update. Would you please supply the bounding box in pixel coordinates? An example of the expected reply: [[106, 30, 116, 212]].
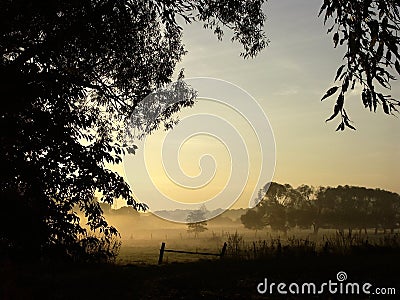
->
[[220, 242, 227, 258], [158, 242, 227, 263], [158, 242, 166, 265]]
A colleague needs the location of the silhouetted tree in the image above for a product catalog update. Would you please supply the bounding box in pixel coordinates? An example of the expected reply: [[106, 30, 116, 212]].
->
[[242, 182, 400, 235], [0, 0, 266, 260], [287, 185, 318, 231], [243, 183, 317, 234], [186, 205, 208, 238], [256, 183, 292, 235], [241, 209, 265, 231], [370, 188, 400, 233], [314, 185, 400, 234], [263, 200, 288, 235]]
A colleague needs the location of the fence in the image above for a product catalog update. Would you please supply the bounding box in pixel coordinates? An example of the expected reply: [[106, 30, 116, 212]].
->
[[158, 242, 227, 264]]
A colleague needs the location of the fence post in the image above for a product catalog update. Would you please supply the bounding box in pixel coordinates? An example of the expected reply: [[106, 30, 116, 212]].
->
[[158, 242, 166, 265], [220, 242, 227, 258]]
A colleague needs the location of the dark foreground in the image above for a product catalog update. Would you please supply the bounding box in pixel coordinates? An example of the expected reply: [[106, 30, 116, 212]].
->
[[1, 252, 399, 299]]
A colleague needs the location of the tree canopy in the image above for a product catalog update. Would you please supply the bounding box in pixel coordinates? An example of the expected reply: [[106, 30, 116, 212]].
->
[[241, 182, 400, 235], [0, 0, 266, 260]]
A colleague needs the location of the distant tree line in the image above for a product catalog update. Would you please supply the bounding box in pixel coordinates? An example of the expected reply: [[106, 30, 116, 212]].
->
[[241, 182, 400, 235]]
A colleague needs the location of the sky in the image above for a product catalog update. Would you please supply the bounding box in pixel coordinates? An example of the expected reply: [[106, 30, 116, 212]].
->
[[117, 0, 400, 212]]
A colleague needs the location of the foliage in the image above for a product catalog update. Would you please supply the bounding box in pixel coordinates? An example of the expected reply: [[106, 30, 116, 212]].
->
[[319, 0, 400, 130], [0, 0, 267, 261], [240, 209, 265, 230], [241, 182, 400, 234], [242, 183, 315, 234], [74, 233, 121, 264], [226, 231, 245, 257]]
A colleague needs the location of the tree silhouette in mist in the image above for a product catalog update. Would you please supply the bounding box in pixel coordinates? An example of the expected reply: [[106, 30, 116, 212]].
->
[[241, 182, 400, 235]]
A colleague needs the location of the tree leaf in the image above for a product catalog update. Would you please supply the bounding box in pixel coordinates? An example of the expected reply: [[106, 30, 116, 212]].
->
[[318, 0, 329, 17], [390, 103, 399, 113], [333, 32, 339, 48], [351, 79, 356, 90], [344, 118, 356, 130], [375, 74, 389, 88], [321, 86, 339, 101], [341, 76, 349, 92], [326, 93, 344, 122], [362, 89, 371, 108], [382, 101, 390, 114], [388, 42, 400, 59], [395, 60, 400, 75], [327, 24, 335, 33], [336, 122, 345, 131], [385, 50, 392, 66], [376, 42, 384, 58], [335, 65, 345, 81], [126, 145, 138, 154]]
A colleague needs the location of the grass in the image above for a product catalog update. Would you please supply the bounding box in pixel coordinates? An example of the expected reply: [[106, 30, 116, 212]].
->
[[2, 230, 400, 299], [115, 229, 400, 265], [224, 231, 400, 260]]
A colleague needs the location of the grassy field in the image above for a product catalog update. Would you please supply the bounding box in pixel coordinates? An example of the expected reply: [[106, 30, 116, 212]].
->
[[116, 225, 400, 264], [2, 225, 400, 299]]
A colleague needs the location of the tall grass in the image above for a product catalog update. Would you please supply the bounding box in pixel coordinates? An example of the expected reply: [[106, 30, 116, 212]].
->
[[74, 233, 121, 263], [225, 231, 400, 260]]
